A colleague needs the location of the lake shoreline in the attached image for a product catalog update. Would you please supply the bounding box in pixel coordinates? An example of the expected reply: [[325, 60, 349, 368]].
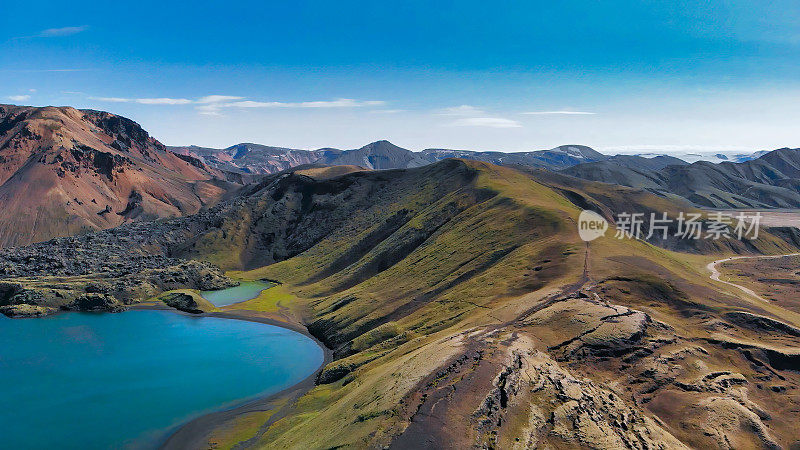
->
[[2, 290, 331, 448], [133, 304, 332, 449]]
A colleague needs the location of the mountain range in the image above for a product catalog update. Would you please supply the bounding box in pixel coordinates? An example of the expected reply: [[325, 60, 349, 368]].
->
[[173, 136, 800, 209], [564, 148, 800, 208], [2, 104, 798, 248], [170, 140, 774, 176], [169, 141, 608, 173]]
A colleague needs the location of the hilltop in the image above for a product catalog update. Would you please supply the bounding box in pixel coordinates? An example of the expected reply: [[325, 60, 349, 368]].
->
[[0, 104, 243, 247]]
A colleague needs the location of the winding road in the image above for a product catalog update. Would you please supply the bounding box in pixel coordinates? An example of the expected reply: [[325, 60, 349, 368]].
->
[[706, 253, 800, 302]]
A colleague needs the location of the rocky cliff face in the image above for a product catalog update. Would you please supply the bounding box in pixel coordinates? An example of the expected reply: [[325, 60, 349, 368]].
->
[[0, 104, 243, 247]]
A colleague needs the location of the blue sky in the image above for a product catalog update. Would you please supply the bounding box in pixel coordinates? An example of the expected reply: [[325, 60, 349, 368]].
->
[[2, 0, 799, 152]]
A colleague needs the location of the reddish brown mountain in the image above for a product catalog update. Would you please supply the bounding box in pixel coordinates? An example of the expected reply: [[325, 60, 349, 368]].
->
[[0, 104, 240, 247]]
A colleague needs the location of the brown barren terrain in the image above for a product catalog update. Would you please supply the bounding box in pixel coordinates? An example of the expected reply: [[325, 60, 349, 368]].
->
[[0, 104, 241, 246]]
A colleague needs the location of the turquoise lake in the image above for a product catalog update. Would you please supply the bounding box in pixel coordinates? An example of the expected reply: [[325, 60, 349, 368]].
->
[[0, 310, 324, 449], [200, 281, 273, 306]]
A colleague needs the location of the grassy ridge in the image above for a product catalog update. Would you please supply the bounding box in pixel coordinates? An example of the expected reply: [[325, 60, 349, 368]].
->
[[181, 159, 800, 448]]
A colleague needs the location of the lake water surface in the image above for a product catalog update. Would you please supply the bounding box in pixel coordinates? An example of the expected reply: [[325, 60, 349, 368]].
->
[[200, 281, 273, 306], [0, 310, 323, 449]]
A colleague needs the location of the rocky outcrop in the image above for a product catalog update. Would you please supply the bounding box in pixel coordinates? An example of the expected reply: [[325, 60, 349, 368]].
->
[[511, 350, 688, 449], [668, 367, 782, 449], [0, 281, 23, 303], [152, 262, 237, 291], [393, 332, 687, 449], [0, 304, 57, 318], [0, 225, 234, 282], [0, 260, 235, 316], [0, 218, 236, 315], [0, 283, 53, 311], [68, 145, 131, 181], [160, 292, 203, 314], [684, 396, 780, 449], [317, 363, 357, 384], [523, 291, 657, 360], [64, 293, 126, 312], [117, 190, 144, 218], [83, 111, 156, 153]]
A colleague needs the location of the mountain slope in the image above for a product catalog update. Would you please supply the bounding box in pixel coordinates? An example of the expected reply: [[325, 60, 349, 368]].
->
[[564, 147, 800, 208], [3, 160, 799, 448], [0, 104, 241, 247], [561, 155, 687, 193], [208, 162, 799, 449]]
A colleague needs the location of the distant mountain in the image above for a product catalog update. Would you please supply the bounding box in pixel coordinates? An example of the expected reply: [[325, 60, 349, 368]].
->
[[605, 154, 688, 171], [564, 147, 800, 208], [170, 141, 609, 174], [318, 140, 432, 169], [422, 144, 607, 170], [0, 104, 241, 247], [170, 143, 323, 174], [562, 155, 687, 192]]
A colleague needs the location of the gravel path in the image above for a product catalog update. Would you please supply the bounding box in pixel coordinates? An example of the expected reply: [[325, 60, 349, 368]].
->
[[706, 253, 800, 302]]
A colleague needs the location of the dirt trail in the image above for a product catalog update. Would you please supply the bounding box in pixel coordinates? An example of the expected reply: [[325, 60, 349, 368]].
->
[[706, 253, 800, 302]]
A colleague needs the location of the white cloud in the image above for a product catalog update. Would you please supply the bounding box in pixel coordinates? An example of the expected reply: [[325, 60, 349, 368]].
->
[[438, 105, 485, 116], [224, 100, 284, 108], [38, 26, 88, 37], [29, 89, 37, 93], [437, 105, 521, 128], [196, 95, 244, 104], [91, 97, 132, 103], [90, 96, 192, 104], [450, 117, 522, 128], [216, 98, 386, 109], [136, 98, 193, 105], [521, 110, 596, 115], [86, 94, 386, 115], [8, 95, 31, 101], [222, 98, 385, 108], [196, 104, 224, 116]]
